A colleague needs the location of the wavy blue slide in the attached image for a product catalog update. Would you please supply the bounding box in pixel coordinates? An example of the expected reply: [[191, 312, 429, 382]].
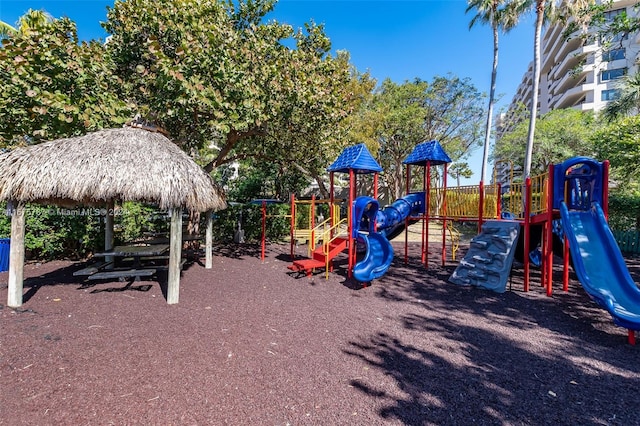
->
[[353, 233, 394, 282], [560, 202, 640, 331], [351, 193, 424, 282]]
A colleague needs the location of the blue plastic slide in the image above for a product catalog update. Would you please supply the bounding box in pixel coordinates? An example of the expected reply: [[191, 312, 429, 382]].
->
[[351, 193, 425, 282], [353, 233, 394, 282], [560, 202, 640, 331]]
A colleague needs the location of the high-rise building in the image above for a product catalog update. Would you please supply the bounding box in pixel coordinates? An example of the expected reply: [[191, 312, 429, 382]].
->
[[494, 0, 639, 185]]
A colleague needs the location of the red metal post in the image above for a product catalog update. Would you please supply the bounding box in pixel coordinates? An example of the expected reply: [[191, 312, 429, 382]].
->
[[290, 194, 295, 260], [523, 177, 531, 292], [603, 160, 610, 220], [629, 330, 636, 345], [405, 165, 411, 264], [496, 183, 502, 219], [563, 236, 570, 292], [546, 164, 554, 296], [478, 180, 485, 234], [330, 173, 335, 229], [348, 170, 355, 278], [442, 163, 448, 266], [261, 200, 267, 262], [424, 162, 431, 268], [374, 173, 378, 199]]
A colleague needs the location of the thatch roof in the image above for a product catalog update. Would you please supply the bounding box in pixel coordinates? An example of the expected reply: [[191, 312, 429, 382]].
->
[[0, 127, 226, 212]]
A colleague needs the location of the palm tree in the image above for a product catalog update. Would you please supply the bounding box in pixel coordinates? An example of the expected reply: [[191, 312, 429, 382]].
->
[[0, 9, 53, 39], [0, 21, 17, 38], [522, 0, 594, 178], [466, 0, 523, 183], [603, 72, 640, 121]]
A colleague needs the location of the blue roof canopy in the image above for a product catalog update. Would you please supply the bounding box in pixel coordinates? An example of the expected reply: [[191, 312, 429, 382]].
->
[[327, 143, 383, 174], [403, 140, 452, 166]]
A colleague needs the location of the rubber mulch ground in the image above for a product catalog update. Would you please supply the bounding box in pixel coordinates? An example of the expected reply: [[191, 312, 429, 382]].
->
[[1, 242, 639, 425]]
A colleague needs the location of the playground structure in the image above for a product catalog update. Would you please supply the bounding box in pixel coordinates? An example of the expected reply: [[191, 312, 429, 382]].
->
[[282, 141, 640, 344]]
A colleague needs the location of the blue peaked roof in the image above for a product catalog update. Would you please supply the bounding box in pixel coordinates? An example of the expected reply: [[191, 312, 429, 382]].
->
[[327, 143, 383, 174], [403, 140, 452, 166]]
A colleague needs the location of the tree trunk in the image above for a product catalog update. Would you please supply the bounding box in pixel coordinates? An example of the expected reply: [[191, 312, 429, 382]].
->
[[524, 0, 546, 179], [481, 21, 499, 183]]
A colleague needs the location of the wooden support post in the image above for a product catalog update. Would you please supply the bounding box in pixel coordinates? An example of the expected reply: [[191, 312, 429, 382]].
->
[[7, 202, 25, 307], [205, 210, 213, 269], [167, 208, 183, 304], [105, 200, 115, 270]]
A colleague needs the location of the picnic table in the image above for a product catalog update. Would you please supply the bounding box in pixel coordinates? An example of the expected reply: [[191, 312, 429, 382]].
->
[[76, 244, 171, 281]]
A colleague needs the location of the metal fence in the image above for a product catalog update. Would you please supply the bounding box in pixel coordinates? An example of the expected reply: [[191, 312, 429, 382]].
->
[[612, 230, 640, 254]]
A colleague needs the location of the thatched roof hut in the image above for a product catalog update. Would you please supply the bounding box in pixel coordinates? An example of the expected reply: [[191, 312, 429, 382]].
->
[[0, 127, 226, 211], [1, 127, 227, 307]]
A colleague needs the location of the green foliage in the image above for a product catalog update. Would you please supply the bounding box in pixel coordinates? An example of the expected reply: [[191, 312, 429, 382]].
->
[[104, 0, 356, 194], [0, 204, 102, 259], [594, 115, 640, 192], [211, 203, 290, 243], [493, 108, 596, 175], [607, 192, 640, 231], [352, 76, 486, 200], [225, 162, 310, 203], [0, 16, 132, 146], [114, 202, 170, 244], [0, 202, 172, 260]]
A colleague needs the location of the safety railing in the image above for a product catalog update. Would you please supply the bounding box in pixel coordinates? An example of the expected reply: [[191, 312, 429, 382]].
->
[[502, 171, 548, 218], [321, 218, 348, 279], [308, 217, 334, 256], [429, 184, 500, 219]]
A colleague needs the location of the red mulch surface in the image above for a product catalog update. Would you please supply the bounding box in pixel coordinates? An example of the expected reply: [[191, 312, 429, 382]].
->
[[1, 242, 639, 425]]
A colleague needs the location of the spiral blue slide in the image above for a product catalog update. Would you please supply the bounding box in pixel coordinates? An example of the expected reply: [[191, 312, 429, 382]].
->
[[560, 202, 640, 331], [352, 193, 425, 282]]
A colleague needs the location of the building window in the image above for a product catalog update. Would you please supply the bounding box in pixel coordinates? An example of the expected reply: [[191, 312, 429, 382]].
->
[[603, 48, 625, 62], [604, 8, 625, 22], [602, 89, 621, 101], [601, 68, 626, 82]]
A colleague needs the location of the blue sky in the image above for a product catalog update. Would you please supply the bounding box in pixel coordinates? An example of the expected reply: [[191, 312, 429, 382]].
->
[[1, 0, 536, 184]]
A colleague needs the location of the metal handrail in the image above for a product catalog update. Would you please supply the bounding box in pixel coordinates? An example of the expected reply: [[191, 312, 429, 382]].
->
[[321, 218, 347, 279]]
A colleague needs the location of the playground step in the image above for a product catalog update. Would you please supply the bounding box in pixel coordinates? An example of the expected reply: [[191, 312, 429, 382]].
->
[[312, 238, 348, 261], [288, 259, 326, 276], [289, 237, 348, 276]]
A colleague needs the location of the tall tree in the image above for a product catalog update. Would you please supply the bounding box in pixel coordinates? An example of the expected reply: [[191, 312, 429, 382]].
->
[[467, 0, 523, 183], [0, 16, 132, 146], [493, 108, 596, 175], [594, 115, 640, 193], [0, 9, 53, 38], [521, 0, 595, 178], [103, 0, 356, 191], [603, 72, 640, 121], [354, 76, 485, 200]]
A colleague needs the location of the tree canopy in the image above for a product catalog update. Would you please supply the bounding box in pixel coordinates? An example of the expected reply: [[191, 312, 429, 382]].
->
[[350, 76, 485, 200], [103, 0, 356, 193], [0, 16, 132, 147], [492, 108, 596, 177]]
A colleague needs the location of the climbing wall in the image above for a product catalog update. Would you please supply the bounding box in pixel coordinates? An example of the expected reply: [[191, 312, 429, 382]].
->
[[449, 220, 521, 293]]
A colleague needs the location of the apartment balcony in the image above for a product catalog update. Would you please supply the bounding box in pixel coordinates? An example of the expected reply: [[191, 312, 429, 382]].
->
[[553, 36, 584, 69], [549, 46, 594, 81], [550, 63, 593, 96], [551, 82, 595, 109], [542, 25, 566, 71]]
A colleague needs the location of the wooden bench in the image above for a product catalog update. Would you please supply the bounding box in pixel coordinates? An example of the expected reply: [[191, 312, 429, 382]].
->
[[87, 268, 157, 281], [155, 258, 187, 271], [73, 260, 115, 277]]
